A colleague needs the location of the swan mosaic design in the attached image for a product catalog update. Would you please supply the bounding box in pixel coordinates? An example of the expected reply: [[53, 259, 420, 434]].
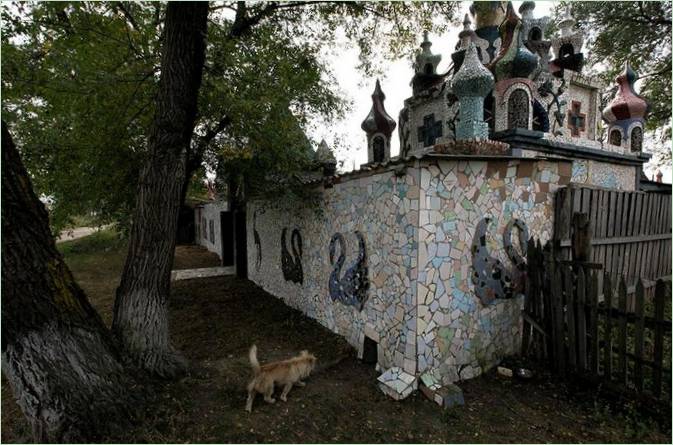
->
[[328, 231, 369, 310], [281, 228, 303, 284], [471, 217, 529, 304]]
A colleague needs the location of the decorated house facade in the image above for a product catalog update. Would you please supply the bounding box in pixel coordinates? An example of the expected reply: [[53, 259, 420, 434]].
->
[[245, 2, 651, 400]]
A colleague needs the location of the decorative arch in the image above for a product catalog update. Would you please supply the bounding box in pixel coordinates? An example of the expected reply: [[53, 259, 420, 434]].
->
[[507, 89, 530, 129], [372, 135, 385, 162], [609, 128, 622, 146], [559, 43, 574, 59], [528, 27, 542, 42], [630, 126, 643, 152]]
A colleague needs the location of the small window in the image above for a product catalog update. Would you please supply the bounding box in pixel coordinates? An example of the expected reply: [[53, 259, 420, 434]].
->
[[630, 127, 643, 152], [372, 136, 385, 163], [528, 27, 542, 42], [609, 129, 622, 146], [560, 43, 574, 59]]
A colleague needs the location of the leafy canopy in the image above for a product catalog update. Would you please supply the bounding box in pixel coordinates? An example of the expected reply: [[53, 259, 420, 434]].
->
[[2, 1, 461, 233], [552, 1, 672, 165]]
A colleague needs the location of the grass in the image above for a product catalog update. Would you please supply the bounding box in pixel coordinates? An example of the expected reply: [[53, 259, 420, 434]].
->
[[1, 232, 671, 443]]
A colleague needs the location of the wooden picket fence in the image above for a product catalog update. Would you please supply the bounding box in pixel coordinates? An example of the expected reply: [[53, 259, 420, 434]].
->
[[522, 213, 672, 401]]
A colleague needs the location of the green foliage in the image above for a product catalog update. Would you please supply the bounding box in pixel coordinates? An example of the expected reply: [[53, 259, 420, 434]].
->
[[2, 1, 460, 233], [552, 1, 672, 164]]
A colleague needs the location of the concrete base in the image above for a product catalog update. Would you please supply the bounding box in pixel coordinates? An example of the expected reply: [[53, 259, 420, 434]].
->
[[377, 367, 417, 400]]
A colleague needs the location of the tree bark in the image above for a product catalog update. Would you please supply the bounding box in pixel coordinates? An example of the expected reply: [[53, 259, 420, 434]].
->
[[1, 122, 136, 442], [112, 2, 209, 377]]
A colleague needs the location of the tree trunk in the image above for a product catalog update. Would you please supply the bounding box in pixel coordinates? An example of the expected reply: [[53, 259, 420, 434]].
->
[[1, 122, 136, 442], [112, 2, 209, 377]]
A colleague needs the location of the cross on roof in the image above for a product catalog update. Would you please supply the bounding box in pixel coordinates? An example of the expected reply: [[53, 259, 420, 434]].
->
[[417, 114, 443, 147], [567, 101, 586, 137]]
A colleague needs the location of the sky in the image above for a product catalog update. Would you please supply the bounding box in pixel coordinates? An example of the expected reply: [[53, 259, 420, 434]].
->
[[307, 1, 671, 182]]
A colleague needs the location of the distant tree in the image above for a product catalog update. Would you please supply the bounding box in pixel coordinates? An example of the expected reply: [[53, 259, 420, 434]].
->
[[553, 1, 672, 165], [1, 120, 135, 442]]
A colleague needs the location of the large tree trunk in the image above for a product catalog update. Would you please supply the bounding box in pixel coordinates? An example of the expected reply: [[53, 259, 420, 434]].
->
[[1, 122, 135, 442], [112, 2, 209, 377]]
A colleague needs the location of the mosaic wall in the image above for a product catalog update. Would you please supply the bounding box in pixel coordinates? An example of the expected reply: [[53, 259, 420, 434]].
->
[[248, 156, 574, 385], [414, 158, 570, 383], [569, 159, 636, 190], [248, 168, 421, 374]]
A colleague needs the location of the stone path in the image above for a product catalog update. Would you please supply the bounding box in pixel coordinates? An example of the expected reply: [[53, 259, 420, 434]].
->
[[56, 226, 103, 243], [171, 266, 235, 281]]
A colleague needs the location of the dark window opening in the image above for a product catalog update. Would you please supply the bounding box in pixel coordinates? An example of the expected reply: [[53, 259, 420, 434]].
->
[[529, 27, 542, 42], [560, 43, 574, 59], [609, 129, 622, 146]]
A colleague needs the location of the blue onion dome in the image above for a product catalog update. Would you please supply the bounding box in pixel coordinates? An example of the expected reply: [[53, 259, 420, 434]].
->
[[491, 2, 539, 80], [452, 42, 495, 98]]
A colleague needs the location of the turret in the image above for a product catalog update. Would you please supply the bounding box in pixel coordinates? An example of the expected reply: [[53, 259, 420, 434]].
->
[[453, 42, 495, 140], [549, 5, 584, 76], [361, 80, 397, 164], [411, 32, 444, 94], [315, 139, 337, 176], [602, 62, 649, 152]]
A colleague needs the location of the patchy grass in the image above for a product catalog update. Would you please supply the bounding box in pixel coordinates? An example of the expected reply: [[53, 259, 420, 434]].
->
[[1, 233, 670, 443]]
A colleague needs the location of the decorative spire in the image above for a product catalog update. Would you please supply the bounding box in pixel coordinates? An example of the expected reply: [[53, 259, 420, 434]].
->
[[452, 42, 495, 140], [656, 170, 663, 183], [315, 139, 337, 176], [458, 13, 475, 49], [519, 1, 536, 20], [361, 80, 396, 164], [470, 1, 508, 29], [414, 31, 442, 75], [602, 62, 649, 124], [557, 5, 575, 37], [490, 3, 538, 80]]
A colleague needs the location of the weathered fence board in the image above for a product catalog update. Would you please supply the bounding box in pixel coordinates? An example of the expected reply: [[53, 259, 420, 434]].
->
[[554, 185, 671, 287]]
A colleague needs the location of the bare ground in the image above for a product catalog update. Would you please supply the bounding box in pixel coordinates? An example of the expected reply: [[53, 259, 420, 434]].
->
[[1, 234, 670, 443]]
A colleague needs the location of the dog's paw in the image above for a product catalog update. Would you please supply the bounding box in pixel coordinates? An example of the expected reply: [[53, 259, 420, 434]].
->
[[295, 381, 306, 387], [280, 395, 287, 402]]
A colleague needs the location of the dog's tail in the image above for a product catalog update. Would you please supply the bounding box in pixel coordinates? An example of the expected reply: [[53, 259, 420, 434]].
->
[[249, 344, 261, 375]]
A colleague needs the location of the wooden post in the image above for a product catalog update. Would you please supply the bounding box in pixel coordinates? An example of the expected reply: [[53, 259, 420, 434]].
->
[[566, 266, 577, 370], [571, 212, 592, 263], [577, 267, 587, 371], [553, 265, 566, 375], [617, 278, 628, 385], [633, 279, 645, 392], [652, 279, 666, 397], [603, 273, 613, 381], [589, 271, 599, 374]]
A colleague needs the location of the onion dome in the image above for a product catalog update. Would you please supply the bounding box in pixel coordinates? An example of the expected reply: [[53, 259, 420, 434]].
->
[[519, 1, 536, 20], [469, 1, 508, 29], [453, 42, 495, 99], [361, 79, 396, 137], [602, 62, 649, 124], [458, 14, 477, 49], [490, 3, 538, 80], [414, 31, 442, 75], [452, 14, 479, 72], [453, 42, 494, 140]]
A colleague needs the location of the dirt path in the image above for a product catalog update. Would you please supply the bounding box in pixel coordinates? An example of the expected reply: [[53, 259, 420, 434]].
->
[[56, 225, 109, 243], [1, 240, 669, 443]]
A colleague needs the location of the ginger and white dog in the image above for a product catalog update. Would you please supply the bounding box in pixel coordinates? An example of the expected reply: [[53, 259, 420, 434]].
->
[[245, 344, 317, 412]]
